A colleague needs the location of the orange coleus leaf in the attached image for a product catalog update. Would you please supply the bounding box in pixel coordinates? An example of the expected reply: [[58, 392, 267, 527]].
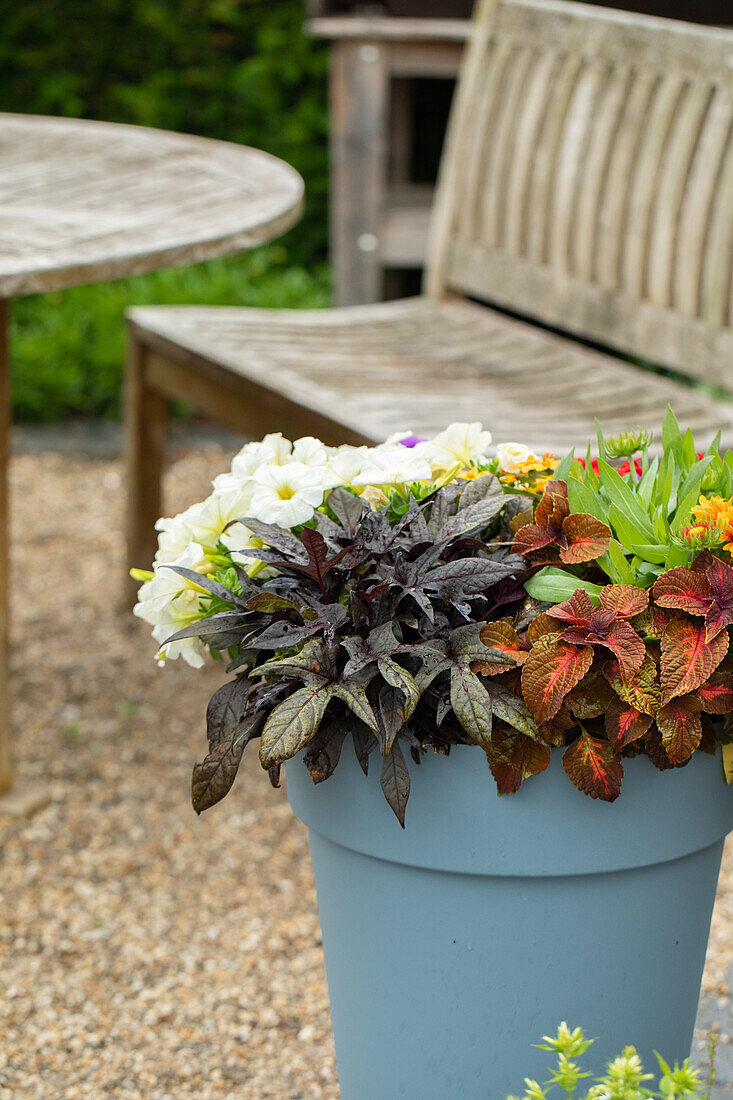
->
[[560, 513, 612, 564], [697, 671, 733, 714], [535, 480, 569, 527], [538, 706, 576, 747], [631, 603, 673, 640], [660, 618, 728, 704], [603, 653, 660, 717], [565, 672, 616, 719], [653, 566, 712, 616], [476, 622, 527, 675], [656, 695, 703, 765], [488, 728, 552, 794], [513, 480, 610, 564], [521, 636, 593, 724], [605, 697, 653, 750], [527, 612, 561, 645], [643, 727, 674, 771], [699, 715, 718, 755], [562, 730, 624, 801], [599, 585, 649, 620]]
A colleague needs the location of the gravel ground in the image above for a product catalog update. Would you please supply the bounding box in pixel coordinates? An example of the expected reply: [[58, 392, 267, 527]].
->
[[0, 435, 731, 1099]]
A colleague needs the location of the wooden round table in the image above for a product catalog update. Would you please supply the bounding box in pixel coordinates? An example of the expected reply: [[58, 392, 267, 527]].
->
[[0, 113, 305, 802]]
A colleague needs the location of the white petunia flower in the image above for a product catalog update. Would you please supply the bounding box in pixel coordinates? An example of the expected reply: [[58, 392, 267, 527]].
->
[[134, 543, 210, 668], [496, 442, 536, 472], [351, 444, 432, 487], [291, 436, 330, 468], [154, 503, 201, 564], [422, 422, 493, 468], [326, 445, 369, 487], [248, 462, 331, 528], [213, 434, 293, 493]]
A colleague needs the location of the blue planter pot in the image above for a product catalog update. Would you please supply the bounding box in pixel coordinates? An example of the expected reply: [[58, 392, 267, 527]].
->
[[286, 744, 733, 1099]]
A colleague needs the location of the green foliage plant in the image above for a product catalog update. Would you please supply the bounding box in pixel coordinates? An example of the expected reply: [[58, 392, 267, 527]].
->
[[507, 1023, 706, 1100], [525, 408, 733, 603]]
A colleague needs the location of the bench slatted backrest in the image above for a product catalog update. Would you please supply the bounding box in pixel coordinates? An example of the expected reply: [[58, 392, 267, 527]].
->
[[426, 0, 733, 385]]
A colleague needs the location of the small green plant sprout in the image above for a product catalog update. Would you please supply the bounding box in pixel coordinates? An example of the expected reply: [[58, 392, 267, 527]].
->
[[507, 1024, 703, 1100], [605, 429, 654, 461]]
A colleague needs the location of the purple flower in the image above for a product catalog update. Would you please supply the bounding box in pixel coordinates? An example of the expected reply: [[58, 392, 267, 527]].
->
[[398, 434, 428, 449]]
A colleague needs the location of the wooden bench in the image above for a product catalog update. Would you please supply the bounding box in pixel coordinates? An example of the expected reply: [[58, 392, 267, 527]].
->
[[124, 0, 733, 599]]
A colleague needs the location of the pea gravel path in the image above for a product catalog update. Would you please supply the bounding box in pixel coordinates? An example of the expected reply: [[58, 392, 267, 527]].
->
[[0, 430, 731, 1098]]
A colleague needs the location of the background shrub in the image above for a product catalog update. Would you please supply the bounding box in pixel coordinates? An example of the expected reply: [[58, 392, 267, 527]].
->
[[0, 0, 330, 420]]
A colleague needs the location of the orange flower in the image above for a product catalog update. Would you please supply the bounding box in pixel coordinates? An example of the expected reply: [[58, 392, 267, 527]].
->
[[682, 495, 733, 553]]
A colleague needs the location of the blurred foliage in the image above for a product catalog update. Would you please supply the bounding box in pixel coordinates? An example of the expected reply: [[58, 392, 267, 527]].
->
[[11, 248, 330, 422], [0, 0, 330, 420]]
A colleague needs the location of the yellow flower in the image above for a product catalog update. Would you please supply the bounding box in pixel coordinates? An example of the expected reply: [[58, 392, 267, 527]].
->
[[683, 494, 733, 553], [497, 452, 559, 494], [455, 466, 486, 482]]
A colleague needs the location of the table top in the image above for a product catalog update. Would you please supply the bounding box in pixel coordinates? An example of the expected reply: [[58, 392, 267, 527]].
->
[[0, 113, 305, 298]]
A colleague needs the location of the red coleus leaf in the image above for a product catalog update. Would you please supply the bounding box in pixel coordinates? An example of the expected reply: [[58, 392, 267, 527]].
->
[[488, 727, 551, 794], [513, 481, 610, 564], [660, 618, 728, 704], [705, 557, 733, 641], [697, 672, 733, 714], [599, 585, 649, 620], [476, 622, 528, 676], [562, 730, 624, 801], [550, 590, 645, 680], [605, 697, 653, 750], [521, 635, 594, 724], [550, 590, 600, 625], [656, 695, 703, 765], [653, 558, 733, 642]]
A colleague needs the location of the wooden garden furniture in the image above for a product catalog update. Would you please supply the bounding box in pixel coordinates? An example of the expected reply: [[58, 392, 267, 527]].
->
[[125, 0, 733, 595], [0, 113, 303, 807], [307, 14, 471, 304]]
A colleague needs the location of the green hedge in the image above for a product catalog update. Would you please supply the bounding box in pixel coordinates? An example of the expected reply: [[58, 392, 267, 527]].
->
[[0, 0, 330, 420]]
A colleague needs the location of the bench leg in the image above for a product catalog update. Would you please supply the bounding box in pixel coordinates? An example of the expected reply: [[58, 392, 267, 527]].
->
[[0, 301, 11, 795], [124, 334, 168, 608]]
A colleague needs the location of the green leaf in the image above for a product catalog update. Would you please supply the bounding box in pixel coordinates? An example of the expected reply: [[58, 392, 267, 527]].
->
[[681, 427, 696, 467], [676, 456, 713, 517], [637, 457, 658, 510], [450, 664, 494, 749], [259, 684, 333, 768], [553, 449, 576, 483], [662, 406, 682, 453], [599, 539, 636, 585], [607, 503, 653, 554], [524, 567, 604, 605], [629, 543, 668, 565], [567, 478, 610, 524], [597, 460, 655, 540], [595, 418, 608, 463]]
